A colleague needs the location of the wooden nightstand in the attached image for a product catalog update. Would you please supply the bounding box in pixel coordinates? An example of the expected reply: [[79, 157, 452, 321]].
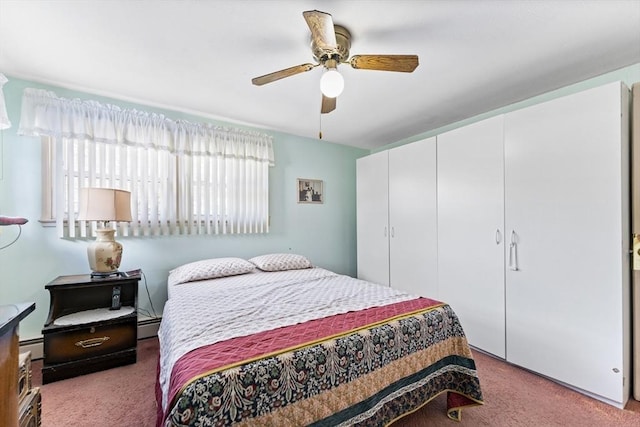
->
[[41, 273, 140, 384]]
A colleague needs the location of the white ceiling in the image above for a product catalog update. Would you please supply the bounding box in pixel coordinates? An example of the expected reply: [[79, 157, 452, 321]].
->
[[1, 0, 639, 150]]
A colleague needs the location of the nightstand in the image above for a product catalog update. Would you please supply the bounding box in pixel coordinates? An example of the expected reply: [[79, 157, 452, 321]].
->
[[41, 273, 140, 384]]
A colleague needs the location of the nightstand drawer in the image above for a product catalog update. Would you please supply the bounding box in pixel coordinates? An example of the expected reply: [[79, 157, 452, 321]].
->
[[44, 321, 136, 364]]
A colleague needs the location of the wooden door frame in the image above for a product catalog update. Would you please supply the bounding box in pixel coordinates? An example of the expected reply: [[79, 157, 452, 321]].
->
[[632, 83, 640, 401]]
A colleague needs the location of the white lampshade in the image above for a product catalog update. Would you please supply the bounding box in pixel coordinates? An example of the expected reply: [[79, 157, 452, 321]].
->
[[320, 68, 344, 98], [0, 73, 11, 130], [78, 188, 132, 222], [77, 188, 132, 276]]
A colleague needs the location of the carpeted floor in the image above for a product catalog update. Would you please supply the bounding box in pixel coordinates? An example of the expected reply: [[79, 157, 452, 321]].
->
[[31, 337, 640, 427], [32, 338, 158, 427]]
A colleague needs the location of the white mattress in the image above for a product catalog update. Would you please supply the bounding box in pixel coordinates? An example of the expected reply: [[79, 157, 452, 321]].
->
[[158, 267, 416, 410]]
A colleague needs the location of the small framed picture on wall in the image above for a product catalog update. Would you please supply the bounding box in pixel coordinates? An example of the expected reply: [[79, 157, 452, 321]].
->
[[297, 178, 323, 204]]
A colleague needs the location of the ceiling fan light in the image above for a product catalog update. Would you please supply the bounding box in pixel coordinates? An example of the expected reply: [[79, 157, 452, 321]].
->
[[320, 68, 344, 98]]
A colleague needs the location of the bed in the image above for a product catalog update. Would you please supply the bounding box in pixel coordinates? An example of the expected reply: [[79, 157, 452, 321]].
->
[[156, 254, 483, 426]]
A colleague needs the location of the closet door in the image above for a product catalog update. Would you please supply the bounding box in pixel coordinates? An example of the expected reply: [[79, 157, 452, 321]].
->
[[504, 82, 629, 405], [437, 116, 506, 358], [356, 151, 390, 286], [388, 137, 438, 297]]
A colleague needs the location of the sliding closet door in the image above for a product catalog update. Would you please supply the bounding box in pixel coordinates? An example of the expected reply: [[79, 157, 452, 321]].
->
[[438, 116, 506, 358], [504, 82, 629, 405], [356, 151, 390, 286], [388, 137, 438, 297]]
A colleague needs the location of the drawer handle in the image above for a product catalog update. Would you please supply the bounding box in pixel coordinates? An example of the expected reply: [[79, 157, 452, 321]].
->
[[75, 336, 110, 348]]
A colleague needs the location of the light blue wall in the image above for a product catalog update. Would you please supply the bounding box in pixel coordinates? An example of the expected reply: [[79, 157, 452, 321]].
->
[[3, 64, 639, 340], [0, 77, 367, 339]]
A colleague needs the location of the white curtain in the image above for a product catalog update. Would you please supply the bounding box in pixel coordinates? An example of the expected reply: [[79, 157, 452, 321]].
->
[[18, 88, 274, 237], [0, 73, 11, 129]]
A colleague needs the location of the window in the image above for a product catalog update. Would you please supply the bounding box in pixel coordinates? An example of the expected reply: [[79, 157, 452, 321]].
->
[[21, 88, 274, 237]]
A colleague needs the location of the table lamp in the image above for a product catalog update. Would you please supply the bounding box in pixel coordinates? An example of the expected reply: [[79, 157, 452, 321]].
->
[[77, 188, 132, 277]]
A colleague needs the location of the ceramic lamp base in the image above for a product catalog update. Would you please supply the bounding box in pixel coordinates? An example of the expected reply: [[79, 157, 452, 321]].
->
[[87, 228, 123, 274]]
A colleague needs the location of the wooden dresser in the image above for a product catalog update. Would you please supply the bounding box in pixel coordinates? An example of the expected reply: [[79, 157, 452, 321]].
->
[[0, 302, 36, 427]]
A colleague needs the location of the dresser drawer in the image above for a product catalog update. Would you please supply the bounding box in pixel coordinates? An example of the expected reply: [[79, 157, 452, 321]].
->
[[44, 321, 136, 365], [19, 387, 41, 427], [18, 352, 32, 406]]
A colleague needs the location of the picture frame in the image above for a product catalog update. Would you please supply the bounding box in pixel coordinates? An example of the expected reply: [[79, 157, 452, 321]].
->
[[297, 178, 323, 204]]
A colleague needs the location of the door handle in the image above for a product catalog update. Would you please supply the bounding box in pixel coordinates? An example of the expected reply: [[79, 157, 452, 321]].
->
[[509, 230, 519, 271]]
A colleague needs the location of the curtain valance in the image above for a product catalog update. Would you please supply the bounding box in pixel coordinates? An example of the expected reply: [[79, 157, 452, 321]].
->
[[18, 88, 274, 165]]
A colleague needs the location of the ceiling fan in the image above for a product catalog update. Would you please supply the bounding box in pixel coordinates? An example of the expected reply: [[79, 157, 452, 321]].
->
[[251, 10, 419, 115]]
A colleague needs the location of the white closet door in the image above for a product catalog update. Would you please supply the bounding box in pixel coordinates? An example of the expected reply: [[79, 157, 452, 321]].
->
[[504, 82, 629, 405], [437, 116, 506, 358], [356, 151, 390, 286], [388, 137, 438, 297]]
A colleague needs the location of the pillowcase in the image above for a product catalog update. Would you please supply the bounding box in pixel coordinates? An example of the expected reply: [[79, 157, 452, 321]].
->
[[249, 253, 312, 272], [168, 257, 255, 285]]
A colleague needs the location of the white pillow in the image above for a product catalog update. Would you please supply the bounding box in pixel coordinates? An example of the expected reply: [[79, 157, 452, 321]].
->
[[168, 257, 255, 285], [249, 253, 312, 272]]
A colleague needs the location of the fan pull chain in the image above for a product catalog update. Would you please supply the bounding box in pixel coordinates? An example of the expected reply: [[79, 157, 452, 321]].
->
[[319, 111, 323, 139]]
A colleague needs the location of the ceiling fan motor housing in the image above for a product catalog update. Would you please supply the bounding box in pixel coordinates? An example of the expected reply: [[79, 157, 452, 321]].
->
[[312, 24, 351, 64]]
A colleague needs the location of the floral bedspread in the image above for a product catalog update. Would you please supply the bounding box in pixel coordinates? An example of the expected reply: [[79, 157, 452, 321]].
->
[[159, 298, 483, 426]]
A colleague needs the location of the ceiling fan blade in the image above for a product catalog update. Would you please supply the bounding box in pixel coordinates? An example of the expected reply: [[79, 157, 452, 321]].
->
[[303, 10, 338, 54], [349, 55, 419, 72], [321, 94, 336, 114], [251, 63, 317, 86]]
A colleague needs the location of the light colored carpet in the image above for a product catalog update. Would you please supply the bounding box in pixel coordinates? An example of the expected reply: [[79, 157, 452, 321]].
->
[[32, 338, 158, 427], [31, 337, 640, 426]]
